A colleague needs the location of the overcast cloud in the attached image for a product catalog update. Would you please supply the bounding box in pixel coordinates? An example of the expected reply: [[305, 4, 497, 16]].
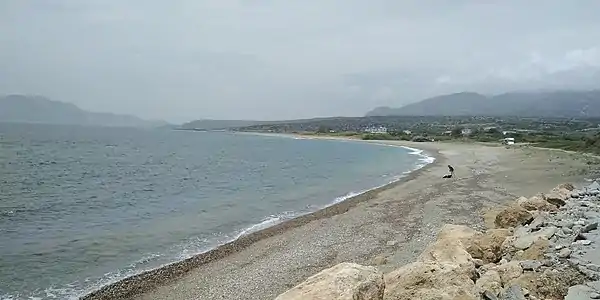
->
[[2, 1, 600, 122]]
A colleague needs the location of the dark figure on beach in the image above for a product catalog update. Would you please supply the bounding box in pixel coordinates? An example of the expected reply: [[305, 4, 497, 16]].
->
[[442, 165, 455, 178]]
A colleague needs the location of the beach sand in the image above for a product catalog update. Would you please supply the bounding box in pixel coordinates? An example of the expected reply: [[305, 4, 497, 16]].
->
[[84, 140, 596, 300]]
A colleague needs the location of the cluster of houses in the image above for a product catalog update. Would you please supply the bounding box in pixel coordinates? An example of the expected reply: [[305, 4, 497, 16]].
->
[[363, 124, 519, 145]]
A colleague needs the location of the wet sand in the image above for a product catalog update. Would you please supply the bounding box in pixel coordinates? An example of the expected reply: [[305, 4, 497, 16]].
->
[[82, 140, 595, 300]]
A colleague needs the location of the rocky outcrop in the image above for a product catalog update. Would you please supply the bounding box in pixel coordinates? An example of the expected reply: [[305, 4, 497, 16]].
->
[[274, 262, 385, 300], [495, 205, 534, 229], [275, 181, 600, 300]]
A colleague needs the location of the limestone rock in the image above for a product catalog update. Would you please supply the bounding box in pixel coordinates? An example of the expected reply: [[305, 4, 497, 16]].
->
[[495, 206, 534, 229], [476, 270, 503, 297], [275, 262, 385, 300], [418, 225, 477, 267], [519, 195, 557, 212], [467, 229, 512, 263], [513, 239, 549, 261], [496, 261, 523, 286], [384, 261, 478, 300]]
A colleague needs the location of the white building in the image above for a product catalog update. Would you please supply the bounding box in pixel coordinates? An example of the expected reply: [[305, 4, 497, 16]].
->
[[364, 126, 388, 134], [502, 137, 515, 145]]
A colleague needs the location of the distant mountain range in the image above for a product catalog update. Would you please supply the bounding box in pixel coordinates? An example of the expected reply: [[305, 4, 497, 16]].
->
[[0, 95, 167, 128], [366, 90, 600, 118]]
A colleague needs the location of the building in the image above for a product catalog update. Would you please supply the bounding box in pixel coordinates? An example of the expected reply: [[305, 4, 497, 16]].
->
[[461, 128, 473, 136], [364, 126, 388, 134], [502, 137, 515, 145]]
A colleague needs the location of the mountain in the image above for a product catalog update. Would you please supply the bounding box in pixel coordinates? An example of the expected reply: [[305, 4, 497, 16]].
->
[[365, 90, 600, 118], [0, 95, 167, 128]]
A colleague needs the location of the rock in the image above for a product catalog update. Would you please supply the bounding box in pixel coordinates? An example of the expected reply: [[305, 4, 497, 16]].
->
[[572, 192, 581, 198], [495, 206, 534, 229], [513, 239, 549, 261], [519, 260, 542, 271], [496, 261, 523, 286], [591, 292, 600, 299], [531, 267, 587, 299], [386, 240, 397, 246], [519, 195, 557, 212], [467, 229, 512, 264], [574, 240, 593, 246], [582, 222, 599, 233], [565, 284, 595, 300], [545, 191, 568, 207], [384, 261, 478, 300], [559, 183, 576, 191], [371, 255, 388, 266], [588, 181, 600, 191], [511, 227, 556, 250], [558, 248, 572, 258], [588, 264, 600, 272], [559, 220, 575, 229], [500, 285, 527, 300], [418, 225, 478, 266], [476, 270, 503, 297], [529, 213, 548, 230], [274, 262, 384, 300], [473, 259, 484, 267], [484, 290, 499, 300]]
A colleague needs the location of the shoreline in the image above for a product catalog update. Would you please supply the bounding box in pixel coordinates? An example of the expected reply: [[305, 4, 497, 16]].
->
[[80, 139, 441, 299]]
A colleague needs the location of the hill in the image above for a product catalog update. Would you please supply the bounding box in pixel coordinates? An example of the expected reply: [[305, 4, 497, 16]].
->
[[0, 95, 166, 128], [365, 90, 600, 117], [179, 119, 265, 130]]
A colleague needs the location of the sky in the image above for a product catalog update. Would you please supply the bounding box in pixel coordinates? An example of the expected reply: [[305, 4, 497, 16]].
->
[[2, 1, 600, 123]]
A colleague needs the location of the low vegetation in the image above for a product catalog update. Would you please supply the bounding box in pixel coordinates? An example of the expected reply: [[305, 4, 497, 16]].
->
[[234, 115, 600, 155]]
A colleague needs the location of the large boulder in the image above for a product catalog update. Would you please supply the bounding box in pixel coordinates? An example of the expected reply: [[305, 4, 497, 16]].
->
[[466, 229, 512, 263], [544, 184, 574, 207], [517, 195, 557, 212], [384, 261, 478, 300], [384, 225, 479, 300], [418, 225, 478, 266], [274, 263, 385, 300], [494, 205, 534, 229]]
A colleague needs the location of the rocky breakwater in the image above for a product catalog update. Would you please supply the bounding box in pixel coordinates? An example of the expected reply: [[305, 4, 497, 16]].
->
[[274, 182, 600, 300]]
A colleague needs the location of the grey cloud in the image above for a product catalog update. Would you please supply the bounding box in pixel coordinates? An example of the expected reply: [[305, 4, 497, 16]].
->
[[2, 0, 600, 122]]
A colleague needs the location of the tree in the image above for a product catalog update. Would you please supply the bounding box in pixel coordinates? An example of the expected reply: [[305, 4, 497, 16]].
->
[[451, 126, 463, 138]]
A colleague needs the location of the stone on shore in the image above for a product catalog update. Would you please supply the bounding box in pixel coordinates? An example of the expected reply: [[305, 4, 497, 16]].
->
[[518, 195, 558, 212], [495, 205, 534, 229], [383, 261, 478, 300], [418, 224, 478, 267], [384, 224, 479, 300], [467, 229, 512, 263], [274, 262, 385, 300]]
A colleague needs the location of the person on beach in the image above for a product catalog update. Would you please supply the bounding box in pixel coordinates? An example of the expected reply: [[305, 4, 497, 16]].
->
[[442, 165, 455, 178]]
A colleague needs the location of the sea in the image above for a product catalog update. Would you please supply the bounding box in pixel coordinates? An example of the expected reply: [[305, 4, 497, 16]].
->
[[0, 123, 434, 300]]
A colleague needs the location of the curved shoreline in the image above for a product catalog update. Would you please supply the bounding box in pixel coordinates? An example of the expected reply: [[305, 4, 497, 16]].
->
[[80, 143, 441, 300]]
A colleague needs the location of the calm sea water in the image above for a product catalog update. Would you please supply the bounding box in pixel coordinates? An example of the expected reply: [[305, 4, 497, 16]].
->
[[0, 123, 433, 300]]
